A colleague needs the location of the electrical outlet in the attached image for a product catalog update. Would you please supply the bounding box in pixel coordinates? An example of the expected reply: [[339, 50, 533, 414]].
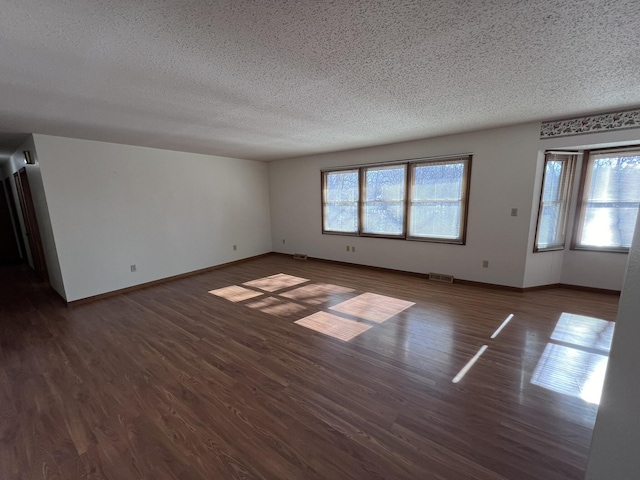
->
[[233, 245, 237, 251], [130, 264, 137, 272], [511, 208, 518, 217], [351, 246, 356, 252], [346, 246, 350, 252], [482, 260, 489, 268]]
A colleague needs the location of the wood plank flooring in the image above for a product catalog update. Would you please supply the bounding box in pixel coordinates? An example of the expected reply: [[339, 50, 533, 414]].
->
[[0, 255, 619, 479]]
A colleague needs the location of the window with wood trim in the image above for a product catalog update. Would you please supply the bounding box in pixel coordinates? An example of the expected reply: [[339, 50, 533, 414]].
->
[[408, 157, 470, 243], [322, 169, 359, 234], [574, 147, 640, 252], [362, 164, 407, 236], [321, 155, 472, 244], [534, 152, 576, 252]]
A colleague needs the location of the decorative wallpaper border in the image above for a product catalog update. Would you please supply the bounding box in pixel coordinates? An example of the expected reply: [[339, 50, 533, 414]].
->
[[540, 108, 640, 139]]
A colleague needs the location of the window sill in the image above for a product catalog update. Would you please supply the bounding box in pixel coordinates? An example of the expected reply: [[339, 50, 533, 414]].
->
[[571, 246, 630, 254], [533, 246, 566, 253], [321, 231, 465, 245]]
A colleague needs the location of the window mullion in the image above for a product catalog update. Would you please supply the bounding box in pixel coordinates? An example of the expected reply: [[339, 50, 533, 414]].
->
[[403, 163, 410, 239], [358, 167, 364, 236]]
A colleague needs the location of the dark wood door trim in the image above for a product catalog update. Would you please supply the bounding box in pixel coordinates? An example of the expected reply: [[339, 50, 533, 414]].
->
[[13, 168, 48, 282], [0, 180, 22, 264], [4, 177, 27, 260]]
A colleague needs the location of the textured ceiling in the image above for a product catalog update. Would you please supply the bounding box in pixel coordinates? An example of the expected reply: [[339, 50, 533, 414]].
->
[[0, 0, 639, 161]]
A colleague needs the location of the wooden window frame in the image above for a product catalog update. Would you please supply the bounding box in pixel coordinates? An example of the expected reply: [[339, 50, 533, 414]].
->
[[321, 168, 360, 236], [360, 163, 408, 239], [533, 152, 577, 253], [321, 154, 472, 245], [571, 145, 640, 253], [406, 156, 471, 245]]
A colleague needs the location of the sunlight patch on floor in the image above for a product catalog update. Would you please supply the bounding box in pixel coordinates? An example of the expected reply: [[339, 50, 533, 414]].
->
[[295, 312, 372, 342], [531, 343, 608, 404], [210, 274, 415, 342], [243, 273, 309, 292], [208, 285, 263, 302], [329, 292, 414, 324], [551, 312, 614, 352], [245, 296, 307, 317], [280, 283, 355, 305], [452, 345, 488, 383], [531, 312, 615, 405]]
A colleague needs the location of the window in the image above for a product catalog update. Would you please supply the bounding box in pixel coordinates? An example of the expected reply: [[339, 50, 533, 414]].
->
[[534, 152, 576, 252], [408, 158, 470, 243], [574, 147, 640, 252], [322, 169, 359, 234], [362, 165, 406, 236], [321, 155, 472, 244]]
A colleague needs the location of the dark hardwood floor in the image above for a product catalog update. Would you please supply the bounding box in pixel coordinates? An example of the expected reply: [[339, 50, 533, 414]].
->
[[0, 255, 619, 479]]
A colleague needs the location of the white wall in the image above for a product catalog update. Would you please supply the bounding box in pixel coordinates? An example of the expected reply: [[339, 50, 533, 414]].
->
[[33, 134, 272, 302], [585, 206, 639, 479], [561, 251, 628, 291], [6, 137, 66, 298], [269, 123, 541, 288]]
